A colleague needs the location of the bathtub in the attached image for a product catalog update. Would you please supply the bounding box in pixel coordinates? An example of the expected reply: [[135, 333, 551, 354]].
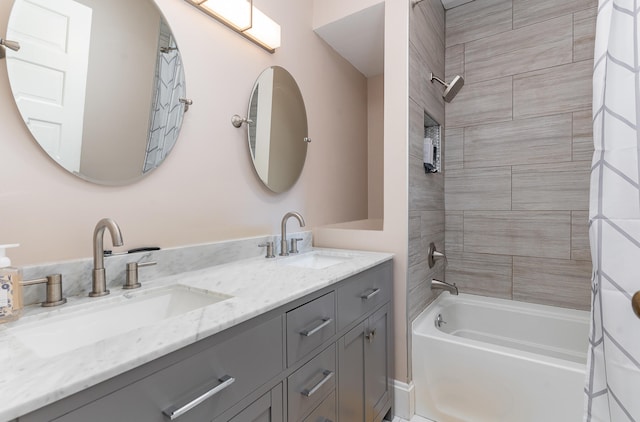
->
[[412, 292, 590, 422]]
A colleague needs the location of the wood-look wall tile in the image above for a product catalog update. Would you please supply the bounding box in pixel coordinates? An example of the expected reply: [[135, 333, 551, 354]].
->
[[513, 257, 593, 310], [571, 211, 591, 261], [445, 211, 464, 253], [464, 211, 571, 258], [408, 266, 444, 323], [421, 210, 445, 245], [409, 42, 445, 125], [444, 127, 463, 170], [411, 0, 445, 72], [410, 155, 445, 211], [445, 167, 511, 210], [409, 211, 423, 269], [513, 0, 597, 29], [465, 15, 573, 83], [446, 0, 512, 47], [445, 252, 513, 299], [514, 61, 592, 119], [574, 8, 597, 62], [464, 114, 572, 168], [446, 77, 513, 128], [445, 44, 464, 83], [512, 161, 591, 210], [573, 110, 594, 161], [409, 98, 425, 160]]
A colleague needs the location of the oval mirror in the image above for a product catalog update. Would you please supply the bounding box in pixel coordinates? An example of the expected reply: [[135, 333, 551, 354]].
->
[[5, 0, 187, 185], [247, 66, 308, 193]]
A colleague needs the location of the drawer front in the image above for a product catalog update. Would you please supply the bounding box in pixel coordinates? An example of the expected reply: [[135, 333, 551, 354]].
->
[[286, 292, 335, 366], [55, 316, 283, 422], [288, 344, 336, 422], [337, 262, 392, 331], [303, 390, 336, 422]]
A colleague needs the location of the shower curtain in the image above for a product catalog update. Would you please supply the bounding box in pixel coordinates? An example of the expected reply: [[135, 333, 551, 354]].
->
[[585, 0, 640, 421]]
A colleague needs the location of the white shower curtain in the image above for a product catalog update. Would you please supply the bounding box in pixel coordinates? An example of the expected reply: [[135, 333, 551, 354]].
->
[[585, 0, 640, 421]]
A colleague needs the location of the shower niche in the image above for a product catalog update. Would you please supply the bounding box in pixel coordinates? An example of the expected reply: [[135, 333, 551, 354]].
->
[[423, 112, 441, 173]]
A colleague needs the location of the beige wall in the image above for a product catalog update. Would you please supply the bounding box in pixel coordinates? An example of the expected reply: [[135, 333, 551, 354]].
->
[[443, 0, 596, 310], [314, 0, 411, 384], [0, 0, 369, 266]]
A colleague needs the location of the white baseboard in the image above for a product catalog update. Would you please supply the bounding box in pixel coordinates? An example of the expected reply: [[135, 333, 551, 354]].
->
[[392, 379, 415, 420]]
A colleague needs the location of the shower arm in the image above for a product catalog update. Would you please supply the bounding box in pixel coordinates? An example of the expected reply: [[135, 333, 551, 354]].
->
[[430, 73, 448, 88]]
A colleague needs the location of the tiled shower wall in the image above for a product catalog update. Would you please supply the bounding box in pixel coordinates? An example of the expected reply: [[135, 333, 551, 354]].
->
[[408, 0, 446, 324], [443, 0, 596, 310]]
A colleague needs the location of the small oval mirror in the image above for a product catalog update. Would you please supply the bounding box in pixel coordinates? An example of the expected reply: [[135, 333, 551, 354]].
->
[[5, 0, 187, 185], [247, 66, 308, 193]]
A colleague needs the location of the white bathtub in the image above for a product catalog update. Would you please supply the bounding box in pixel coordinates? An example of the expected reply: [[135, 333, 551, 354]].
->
[[412, 293, 589, 422]]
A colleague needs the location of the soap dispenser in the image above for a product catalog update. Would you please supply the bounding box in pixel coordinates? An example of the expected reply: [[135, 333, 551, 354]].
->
[[0, 244, 22, 323]]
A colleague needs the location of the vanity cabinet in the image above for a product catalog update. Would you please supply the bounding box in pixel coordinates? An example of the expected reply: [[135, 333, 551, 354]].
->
[[338, 304, 391, 422], [18, 260, 392, 422]]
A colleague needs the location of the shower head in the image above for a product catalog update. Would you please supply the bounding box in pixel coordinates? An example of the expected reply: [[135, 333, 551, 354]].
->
[[430, 73, 465, 102], [0, 38, 20, 52]]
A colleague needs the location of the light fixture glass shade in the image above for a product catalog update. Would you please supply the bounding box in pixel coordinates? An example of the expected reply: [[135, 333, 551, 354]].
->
[[244, 7, 281, 50], [186, 0, 280, 52], [200, 0, 252, 31]]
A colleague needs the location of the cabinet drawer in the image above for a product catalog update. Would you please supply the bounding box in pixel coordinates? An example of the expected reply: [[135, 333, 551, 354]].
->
[[286, 292, 335, 366], [337, 263, 392, 331], [288, 344, 336, 422], [303, 390, 336, 422], [54, 316, 283, 422]]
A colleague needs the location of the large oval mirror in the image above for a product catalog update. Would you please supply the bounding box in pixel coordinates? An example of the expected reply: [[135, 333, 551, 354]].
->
[[5, 0, 187, 185], [247, 66, 308, 193]]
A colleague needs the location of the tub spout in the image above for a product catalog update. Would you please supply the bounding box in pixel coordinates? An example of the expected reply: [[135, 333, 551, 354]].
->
[[431, 279, 458, 296]]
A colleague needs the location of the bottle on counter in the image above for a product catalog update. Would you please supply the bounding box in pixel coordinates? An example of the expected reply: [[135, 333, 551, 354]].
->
[[0, 244, 23, 323]]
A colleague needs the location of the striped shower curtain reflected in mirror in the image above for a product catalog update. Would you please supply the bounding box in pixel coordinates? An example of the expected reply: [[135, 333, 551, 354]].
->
[[585, 0, 640, 420]]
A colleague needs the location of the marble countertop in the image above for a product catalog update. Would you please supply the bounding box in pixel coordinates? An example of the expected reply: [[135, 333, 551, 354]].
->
[[0, 248, 392, 421]]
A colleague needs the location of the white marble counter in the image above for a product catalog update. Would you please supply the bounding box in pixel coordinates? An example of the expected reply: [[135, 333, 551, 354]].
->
[[0, 247, 392, 421]]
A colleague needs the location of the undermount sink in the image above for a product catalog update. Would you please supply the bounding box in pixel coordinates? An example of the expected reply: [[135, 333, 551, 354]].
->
[[279, 251, 354, 269], [10, 285, 231, 358]]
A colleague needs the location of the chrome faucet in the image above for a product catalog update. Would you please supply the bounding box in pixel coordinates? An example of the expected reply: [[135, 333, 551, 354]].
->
[[431, 279, 458, 296], [280, 211, 305, 256], [90, 218, 124, 297]]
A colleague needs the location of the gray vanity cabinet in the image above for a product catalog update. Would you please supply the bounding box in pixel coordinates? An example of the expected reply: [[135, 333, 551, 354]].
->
[[337, 304, 391, 422], [226, 384, 284, 422], [17, 260, 392, 422]]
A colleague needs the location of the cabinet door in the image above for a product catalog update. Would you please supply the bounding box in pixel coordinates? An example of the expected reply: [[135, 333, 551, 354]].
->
[[226, 384, 283, 422], [365, 304, 390, 422], [337, 321, 365, 422]]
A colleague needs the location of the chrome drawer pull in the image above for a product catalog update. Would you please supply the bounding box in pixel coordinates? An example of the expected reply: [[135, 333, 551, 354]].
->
[[361, 288, 380, 300], [163, 375, 235, 420], [300, 318, 333, 337], [301, 370, 334, 397]]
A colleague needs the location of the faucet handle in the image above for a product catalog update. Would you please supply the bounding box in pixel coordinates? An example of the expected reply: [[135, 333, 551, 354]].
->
[[289, 238, 303, 254], [258, 242, 275, 258], [21, 274, 67, 307], [124, 261, 156, 289]]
